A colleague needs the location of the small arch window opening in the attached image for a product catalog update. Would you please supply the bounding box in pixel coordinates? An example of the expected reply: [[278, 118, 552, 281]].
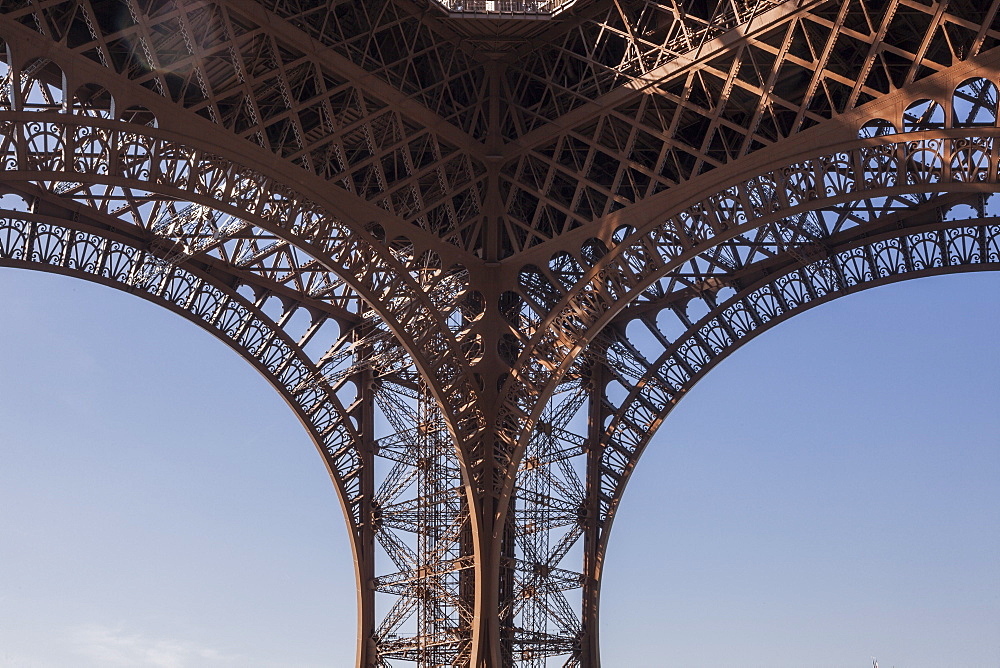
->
[[953, 77, 999, 128], [903, 99, 945, 132], [858, 118, 896, 139]]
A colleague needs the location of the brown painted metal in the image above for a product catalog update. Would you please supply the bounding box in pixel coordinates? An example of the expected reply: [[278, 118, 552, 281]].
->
[[1, 1, 999, 666]]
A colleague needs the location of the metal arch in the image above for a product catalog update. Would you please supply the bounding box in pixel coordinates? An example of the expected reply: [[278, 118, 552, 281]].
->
[[0, 110, 484, 465], [0, 76, 483, 665], [4, 0, 1000, 665], [505, 180, 1000, 641], [0, 206, 374, 585], [579, 213, 1000, 659], [599, 213, 1000, 526], [0, 27, 486, 438], [0, 20, 497, 667], [0, 108, 487, 664], [501, 53, 1000, 476], [0, 2, 492, 254], [491, 63, 1000, 665]]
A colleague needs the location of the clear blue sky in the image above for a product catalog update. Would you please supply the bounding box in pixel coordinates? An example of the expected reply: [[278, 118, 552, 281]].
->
[[0, 267, 997, 667]]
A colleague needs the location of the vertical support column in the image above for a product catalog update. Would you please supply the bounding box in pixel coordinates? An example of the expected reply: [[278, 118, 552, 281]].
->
[[459, 481, 476, 661], [355, 369, 378, 668], [469, 270, 512, 667], [499, 497, 517, 667], [483, 58, 503, 263], [580, 363, 606, 668], [470, 457, 502, 668], [371, 368, 475, 665]]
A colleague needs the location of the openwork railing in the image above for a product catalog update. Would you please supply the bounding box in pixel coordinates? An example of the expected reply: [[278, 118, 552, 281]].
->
[[437, 0, 577, 16], [436, 0, 782, 23]]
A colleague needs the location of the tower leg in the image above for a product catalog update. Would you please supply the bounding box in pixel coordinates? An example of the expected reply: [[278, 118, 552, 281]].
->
[[355, 369, 377, 667], [581, 364, 606, 668]]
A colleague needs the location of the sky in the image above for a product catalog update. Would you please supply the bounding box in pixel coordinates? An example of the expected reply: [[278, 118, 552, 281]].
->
[[0, 267, 997, 667]]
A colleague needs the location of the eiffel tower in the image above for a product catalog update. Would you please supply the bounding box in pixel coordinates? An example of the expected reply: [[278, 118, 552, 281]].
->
[[0, 0, 998, 665]]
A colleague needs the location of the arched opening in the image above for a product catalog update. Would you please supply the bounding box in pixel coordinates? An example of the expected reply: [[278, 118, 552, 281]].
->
[[0, 269, 357, 665], [600, 273, 1000, 666]]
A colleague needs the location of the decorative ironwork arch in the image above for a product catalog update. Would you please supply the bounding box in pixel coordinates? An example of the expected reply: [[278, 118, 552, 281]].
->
[[0, 44, 496, 668], [505, 67, 1000, 472], [493, 69, 1000, 665], [574, 214, 1000, 661], [600, 213, 1000, 530], [0, 35, 488, 465], [0, 205, 369, 563], [5, 1, 1000, 665]]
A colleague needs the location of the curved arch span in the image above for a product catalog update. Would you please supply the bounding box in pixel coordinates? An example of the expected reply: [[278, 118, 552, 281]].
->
[[501, 66, 1000, 491], [0, 112, 483, 434], [0, 41, 486, 458], [570, 218, 1000, 665], [598, 271, 1000, 666], [0, 207, 362, 493], [0, 208, 384, 657], [0, 49, 488, 668], [596, 215, 1000, 541]]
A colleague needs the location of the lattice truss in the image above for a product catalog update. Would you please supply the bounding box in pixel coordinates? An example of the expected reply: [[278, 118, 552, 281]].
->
[[0, 1, 999, 667], [368, 354, 592, 666], [510, 71, 1000, 552]]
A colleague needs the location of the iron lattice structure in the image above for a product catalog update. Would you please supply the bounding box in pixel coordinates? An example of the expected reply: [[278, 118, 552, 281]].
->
[[1, 0, 999, 665]]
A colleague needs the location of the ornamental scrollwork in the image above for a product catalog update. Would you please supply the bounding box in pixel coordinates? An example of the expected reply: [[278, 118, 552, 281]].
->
[[596, 213, 1000, 549], [502, 76, 1000, 489], [0, 212, 365, 524]]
